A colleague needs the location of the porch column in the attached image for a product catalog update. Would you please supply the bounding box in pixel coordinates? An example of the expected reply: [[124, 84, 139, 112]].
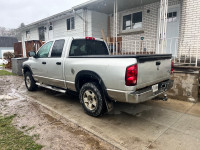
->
[[158, 0, 168, 54], [22, 36, 27, 57], [113, 0, 118, 55]]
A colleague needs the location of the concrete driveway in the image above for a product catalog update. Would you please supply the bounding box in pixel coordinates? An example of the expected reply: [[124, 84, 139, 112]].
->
[[17, 84, 200, 150]]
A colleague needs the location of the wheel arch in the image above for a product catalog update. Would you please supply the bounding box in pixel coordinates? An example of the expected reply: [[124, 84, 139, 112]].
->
[[23, 65, 33, 75], [75, 70, 107, 95]]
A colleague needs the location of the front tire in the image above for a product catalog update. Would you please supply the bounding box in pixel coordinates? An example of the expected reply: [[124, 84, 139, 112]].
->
[[24, 72, 38, 91], [79, 82, 106, 117]]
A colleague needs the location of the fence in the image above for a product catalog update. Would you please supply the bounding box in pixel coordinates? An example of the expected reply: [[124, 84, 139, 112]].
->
[[14, 40, 44, 58]]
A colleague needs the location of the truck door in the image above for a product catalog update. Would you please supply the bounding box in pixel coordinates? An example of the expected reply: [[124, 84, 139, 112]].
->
[[44, 39, 66, 88], [32, 41, 53, 84]]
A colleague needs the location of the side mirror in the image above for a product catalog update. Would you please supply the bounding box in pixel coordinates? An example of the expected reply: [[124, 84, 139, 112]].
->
[[28, 51, 37, 58]]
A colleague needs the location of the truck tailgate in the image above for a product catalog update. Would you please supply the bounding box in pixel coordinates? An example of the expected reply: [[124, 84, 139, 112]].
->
[[136, 55, 171, 89]]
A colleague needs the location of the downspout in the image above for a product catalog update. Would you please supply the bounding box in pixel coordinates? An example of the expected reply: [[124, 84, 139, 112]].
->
[[73, 9, 87, 37]]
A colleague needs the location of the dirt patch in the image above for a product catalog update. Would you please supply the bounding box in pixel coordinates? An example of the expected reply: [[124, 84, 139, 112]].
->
[[0, 76, 115, 150]]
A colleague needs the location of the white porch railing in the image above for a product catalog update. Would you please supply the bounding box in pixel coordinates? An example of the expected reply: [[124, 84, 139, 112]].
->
[[107, 39, 157, 55], [107, 37, 200, 66]]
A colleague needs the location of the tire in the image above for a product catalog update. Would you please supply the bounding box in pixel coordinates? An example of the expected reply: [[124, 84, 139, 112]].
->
[[24, 72, 38, 91], [79, 82, 106, 117]]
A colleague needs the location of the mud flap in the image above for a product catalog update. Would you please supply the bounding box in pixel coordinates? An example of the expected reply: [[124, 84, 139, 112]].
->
[[104, 98, 113, 112]]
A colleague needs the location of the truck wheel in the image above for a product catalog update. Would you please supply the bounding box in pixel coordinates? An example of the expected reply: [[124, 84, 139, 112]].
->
[[79, 82, 106, 117], [25, 72, 38, 91]]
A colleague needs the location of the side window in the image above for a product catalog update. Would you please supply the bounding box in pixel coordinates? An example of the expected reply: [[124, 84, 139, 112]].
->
[[37, 41, 53, 58], [51, 39, 65, 58]]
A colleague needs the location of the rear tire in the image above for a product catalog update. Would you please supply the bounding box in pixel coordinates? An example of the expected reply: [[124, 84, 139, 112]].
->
[[24, 72, 38, 91], [79, 82, 106, 117]]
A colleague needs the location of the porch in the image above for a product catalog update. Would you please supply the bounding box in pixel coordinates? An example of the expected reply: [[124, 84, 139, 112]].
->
[[74, 0, 200, 66]]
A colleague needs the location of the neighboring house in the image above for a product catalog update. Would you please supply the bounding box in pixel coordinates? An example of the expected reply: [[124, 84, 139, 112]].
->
[[0, 37, 18, 58], [19, 0, 200, 65]]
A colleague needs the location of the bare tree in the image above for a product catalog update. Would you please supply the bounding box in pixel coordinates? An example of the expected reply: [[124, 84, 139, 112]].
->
[[0, 27, 16, 37], [0, 23, 25, 40]]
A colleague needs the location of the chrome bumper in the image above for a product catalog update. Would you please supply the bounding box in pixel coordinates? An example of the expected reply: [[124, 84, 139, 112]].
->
[[127, 80, 173, 103], [107, 80, 174, 104]]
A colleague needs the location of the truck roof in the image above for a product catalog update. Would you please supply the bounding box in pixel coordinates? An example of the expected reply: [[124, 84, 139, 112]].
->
[[46, 37, 104, 43]]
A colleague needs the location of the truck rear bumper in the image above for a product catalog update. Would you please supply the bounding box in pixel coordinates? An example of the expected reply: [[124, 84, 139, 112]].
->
[[107, 80, 173, 104], [127, 80, 173, 103]]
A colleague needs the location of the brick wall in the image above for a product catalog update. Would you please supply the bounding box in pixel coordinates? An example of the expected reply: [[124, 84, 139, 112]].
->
[[109, 0, 180, 53], [179, 0, 200, 58]]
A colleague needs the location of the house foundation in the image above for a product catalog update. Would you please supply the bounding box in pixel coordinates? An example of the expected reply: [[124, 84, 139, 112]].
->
[[167, 65, 200, 102]]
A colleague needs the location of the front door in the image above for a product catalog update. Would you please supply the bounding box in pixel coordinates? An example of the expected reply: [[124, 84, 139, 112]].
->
[[38, 26, 45, 41], [166, 5, 180, 57], [157, 5, 180, 56]]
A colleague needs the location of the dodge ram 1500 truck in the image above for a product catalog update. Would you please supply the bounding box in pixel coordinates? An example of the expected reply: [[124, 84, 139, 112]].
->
[[23, 37, 173, 117]]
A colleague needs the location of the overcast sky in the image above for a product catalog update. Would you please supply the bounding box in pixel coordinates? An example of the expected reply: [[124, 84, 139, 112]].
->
[[0, 0, 89, 29]]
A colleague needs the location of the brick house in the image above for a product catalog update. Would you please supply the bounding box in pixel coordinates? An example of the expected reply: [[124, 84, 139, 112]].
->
[[19, 0, 200, 65]]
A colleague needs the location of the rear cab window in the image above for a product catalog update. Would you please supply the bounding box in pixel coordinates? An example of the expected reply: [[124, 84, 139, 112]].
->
[[69, 39, 109, 56], [51, 39, 65, 58]]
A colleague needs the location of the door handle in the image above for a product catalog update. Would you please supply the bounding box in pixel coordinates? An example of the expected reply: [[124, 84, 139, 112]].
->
[[56, 62, 62, 65], [156, 61, 161, 66], [42, 62, 46, 64]]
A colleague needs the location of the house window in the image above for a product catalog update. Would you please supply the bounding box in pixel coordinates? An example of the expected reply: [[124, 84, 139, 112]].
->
[[26, 30, 30, 39], [167, 11, 177, 22], [49, 22, 53, 31], [123, 12, 142, 31], [38, 26, 45, 41], [67, 17, 75, 31]]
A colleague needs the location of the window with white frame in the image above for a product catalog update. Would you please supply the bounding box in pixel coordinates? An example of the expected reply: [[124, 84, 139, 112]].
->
[[123, 12, 142, 31], [67, 17, 75, 31]]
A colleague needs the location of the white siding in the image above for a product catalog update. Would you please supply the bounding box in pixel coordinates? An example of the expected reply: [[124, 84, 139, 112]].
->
[[87, 10, 93, 37], [23, 28, 39, 41], [53, 11, 85, 38], [91, 11, 108, 38], [22, 10, 85, 41], [29, 28, 39, 41]]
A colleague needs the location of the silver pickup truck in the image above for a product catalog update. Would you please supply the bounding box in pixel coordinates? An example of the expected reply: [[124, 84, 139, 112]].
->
[[23, 37, 173, 117]]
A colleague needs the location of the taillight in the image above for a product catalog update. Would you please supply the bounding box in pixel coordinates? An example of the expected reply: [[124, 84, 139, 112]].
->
[[85, 37, 95, 40], [126, 64, 137, 86], [171, 61, 174, 74]]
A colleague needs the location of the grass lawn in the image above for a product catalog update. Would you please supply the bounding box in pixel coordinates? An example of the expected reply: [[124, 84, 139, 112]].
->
[[0, 115, 42, 150], [0, 70, 15, 76]]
